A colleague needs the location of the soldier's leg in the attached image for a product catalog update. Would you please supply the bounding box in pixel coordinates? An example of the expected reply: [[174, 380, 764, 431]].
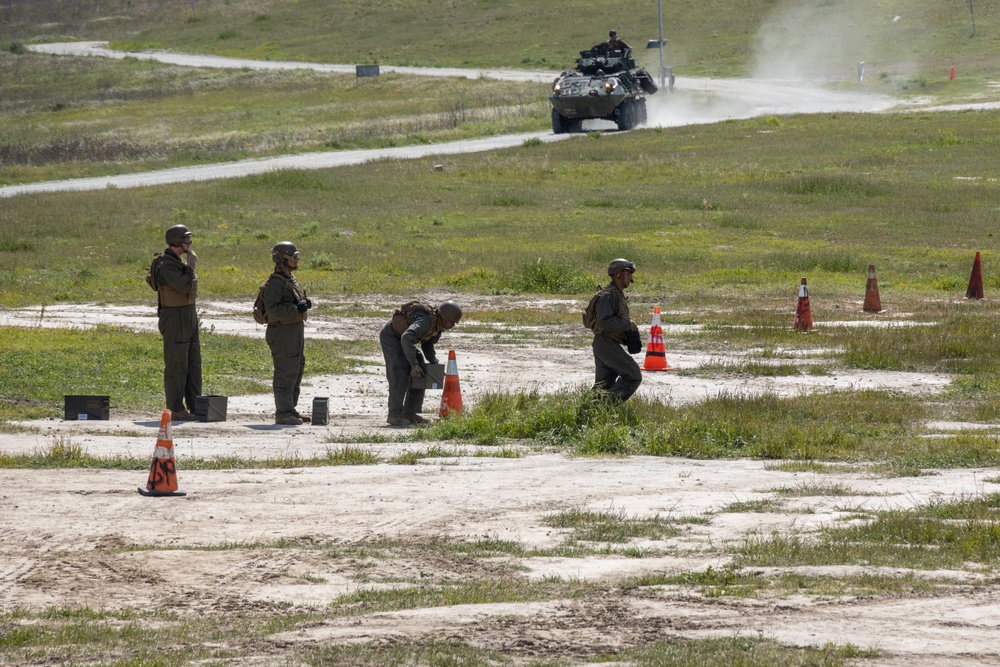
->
[[402, 386, 426, 416], [291, 331, 305, 410], [160, 308, 190, 412], [184, 309, 203, 412], [380, 324, 409, 420], [592, 335, 620, 395], [267, 323, 304, 419], [604, 341, 642, 402]]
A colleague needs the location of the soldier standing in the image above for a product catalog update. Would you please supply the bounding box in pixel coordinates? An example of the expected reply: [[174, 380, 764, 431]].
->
[[380, 300, 462, 426], [262, 242, 312, 426], [151, 224, 202, 421], [591, 258, 642, 402]]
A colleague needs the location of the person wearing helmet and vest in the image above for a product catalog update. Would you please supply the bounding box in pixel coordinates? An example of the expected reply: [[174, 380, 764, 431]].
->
[[152, 224, 202, 421], [592, 258, 642, 403], [380, 300, 462, 426], [606, 29, 631, 51], [263, 242, 312, 426]]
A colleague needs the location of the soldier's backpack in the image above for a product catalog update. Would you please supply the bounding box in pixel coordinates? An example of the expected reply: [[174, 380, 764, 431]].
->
[[391, 300, 436, 336], [582, 285, 607, 332], [252, 273, 289, 324], [145, 253, 166, 291]]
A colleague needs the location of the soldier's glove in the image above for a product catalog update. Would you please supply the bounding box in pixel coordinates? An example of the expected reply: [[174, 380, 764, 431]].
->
[[185, 251, 198, 270], [304, 298, 312, 309], [625, 330, 643, 354], [409, 365, 424, 379], [296, 300, 311, 313], [427, 357, 438, 366]]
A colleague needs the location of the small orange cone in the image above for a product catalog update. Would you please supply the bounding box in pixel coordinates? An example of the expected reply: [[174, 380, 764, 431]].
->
[[439, 350, 464, 418], [950, 61, 955, 80], [793, 277, 814, 332], [643, 307, 676, 371], [966, 251, 984, 300], [138, 409, 186, 497], [863, 264, 882, 313]]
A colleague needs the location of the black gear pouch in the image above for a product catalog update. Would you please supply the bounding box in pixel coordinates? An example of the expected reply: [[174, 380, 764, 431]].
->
[[625, 330, 643, 354]]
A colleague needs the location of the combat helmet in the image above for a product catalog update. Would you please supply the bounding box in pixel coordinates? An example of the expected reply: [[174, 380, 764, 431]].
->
[[165, 224, 192, 246], [437, 300, 463, 324], [607, 258, 636, 276], [271, 241, 300, 267]]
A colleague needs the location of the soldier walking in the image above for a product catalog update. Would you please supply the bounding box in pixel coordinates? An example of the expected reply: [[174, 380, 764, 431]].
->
[[380, 300, 462, 426], [590, 258, 642, 402], [150, 224, 202, 421], [262, 242, 312, 426]]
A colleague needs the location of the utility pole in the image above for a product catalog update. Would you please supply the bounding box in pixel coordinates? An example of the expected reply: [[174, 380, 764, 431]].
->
[[969, 0, 976, 37], [657, 0, 666, 90]]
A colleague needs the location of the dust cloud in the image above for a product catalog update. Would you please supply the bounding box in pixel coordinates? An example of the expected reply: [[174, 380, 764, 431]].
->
[[643, 0, 910, 128]]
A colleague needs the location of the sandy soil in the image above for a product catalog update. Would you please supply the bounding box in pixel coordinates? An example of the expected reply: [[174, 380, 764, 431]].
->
[[2, 300, 998, 666]]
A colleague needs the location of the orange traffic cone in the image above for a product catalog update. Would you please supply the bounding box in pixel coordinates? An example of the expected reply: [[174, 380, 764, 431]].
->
[[138, 409, 186, 497], [950, 61, 955, 80], [643, 307, 676, 371], [439, 350, 463, 418], [793, 277, 814, 332], [966, 251, 984, 300], [863, 264, 882, 313]]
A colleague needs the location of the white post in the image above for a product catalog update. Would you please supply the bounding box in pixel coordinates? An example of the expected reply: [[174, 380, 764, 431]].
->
[[657, 0, 666, 90]]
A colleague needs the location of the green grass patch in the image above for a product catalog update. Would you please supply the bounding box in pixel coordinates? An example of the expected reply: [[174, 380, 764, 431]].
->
[[543, 508, 690, 543], [420, 387, 940, 465], [735, 492, 1000, 570], [0, 325, 375, 419]]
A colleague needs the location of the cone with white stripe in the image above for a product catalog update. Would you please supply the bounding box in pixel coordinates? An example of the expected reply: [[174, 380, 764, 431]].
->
[[643, 307, 676, 371], [138, 409, 186, 497], [863, 264, 882, 313], [439, 350, 464, 418], [793, 277, 814, 332]]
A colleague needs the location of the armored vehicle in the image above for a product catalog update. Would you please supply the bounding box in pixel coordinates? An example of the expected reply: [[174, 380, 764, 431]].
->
[[549, 45, 657, 133]]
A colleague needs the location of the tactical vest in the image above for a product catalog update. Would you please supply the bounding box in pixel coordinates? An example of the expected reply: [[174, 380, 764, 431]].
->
[[593, 284, 630, 343], [391, 301, 443, 341], [268, 271, 308, 323], [155, 252, 197, 308]]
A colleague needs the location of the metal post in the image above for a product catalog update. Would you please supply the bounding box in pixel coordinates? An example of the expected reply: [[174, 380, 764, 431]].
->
[[657, 0, 666, 90]]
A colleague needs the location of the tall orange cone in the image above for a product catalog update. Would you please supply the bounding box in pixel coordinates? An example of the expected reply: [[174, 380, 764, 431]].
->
[[138, 409, 186, 497], [863, 264, 882, 313], [793, 277, 814, 332], [439, 349, 463, 418], [643, 307, 676, 371], [966, 251, 984, 300]]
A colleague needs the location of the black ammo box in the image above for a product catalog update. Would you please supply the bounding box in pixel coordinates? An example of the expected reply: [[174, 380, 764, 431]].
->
[[409, 363, 445, 390], [312, 397, 329, 426], [64, 395, 110, 420], [195, 395, 228, 422]]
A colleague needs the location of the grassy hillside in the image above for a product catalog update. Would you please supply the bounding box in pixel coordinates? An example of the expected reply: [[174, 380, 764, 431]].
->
[[3, 0, 999, 80], [1, 110, 998, 309]]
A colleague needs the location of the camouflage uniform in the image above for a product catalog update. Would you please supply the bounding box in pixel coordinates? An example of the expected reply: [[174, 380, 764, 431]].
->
[[155, 248, 202, 413], [380, 304, 444, 422], [263, 270, 308, 422], [592, 282, 642, 402]]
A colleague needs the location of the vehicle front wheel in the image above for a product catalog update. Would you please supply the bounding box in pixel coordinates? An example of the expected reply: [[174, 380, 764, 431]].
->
[[552, 108, 567, 134]]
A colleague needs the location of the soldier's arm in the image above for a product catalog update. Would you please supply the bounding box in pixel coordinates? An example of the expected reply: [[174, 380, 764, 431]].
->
[[262, 276, 299, 323], [400, 312, 432, 367], [421, 333, 441, 365], [157, 258, 195, 295]]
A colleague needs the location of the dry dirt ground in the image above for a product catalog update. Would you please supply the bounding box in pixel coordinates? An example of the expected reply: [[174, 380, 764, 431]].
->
[[2, 300, 999, 666]]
